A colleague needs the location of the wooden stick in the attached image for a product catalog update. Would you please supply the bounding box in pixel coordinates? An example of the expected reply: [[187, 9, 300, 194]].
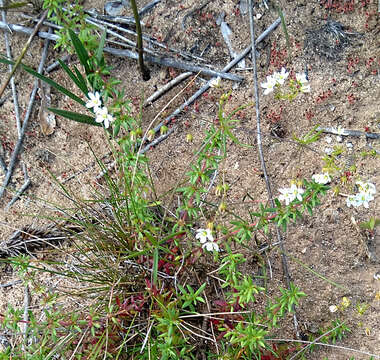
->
[[0, 21, 240, 81], [104, 46, 243, 81], [248, 1, 300, 338], [144, 72, 192, 106], [0, 32, 50, 200], [1, 0, 21, 136], [0, 10, 48, 99]]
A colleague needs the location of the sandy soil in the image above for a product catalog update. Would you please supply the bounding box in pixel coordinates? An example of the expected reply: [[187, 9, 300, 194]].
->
[[0, 0, 379, 358]]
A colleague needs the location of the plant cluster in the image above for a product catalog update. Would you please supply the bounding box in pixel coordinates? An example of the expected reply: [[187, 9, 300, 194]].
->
[[0, 16, 375, 360], [261, 67, 311, 101]]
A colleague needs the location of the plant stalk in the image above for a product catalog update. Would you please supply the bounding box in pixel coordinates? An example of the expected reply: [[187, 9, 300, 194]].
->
[[128, 0, 150, 81]]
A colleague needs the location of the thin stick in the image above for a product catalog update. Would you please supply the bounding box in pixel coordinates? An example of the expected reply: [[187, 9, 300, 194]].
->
[[21, 285, 30, 350], [144, 72, 192, 106], [5, 170, 31, 211], [45, 55, 71, 73], [0, 280, 22, 288], [0, 154, 7, 173], [0, 21, 235, 79], [130, 0, 150, 80], [88, 15, 207, 62], [104, 46, 243, 81], [84, 9, 136, 25], [267, 338, 380, 359], [0, 91, 11, 106], [139, 18, 281, 153], [317, 126, 380, 139], [288, 321, 347, 360], [0, 10, 48, 99], [0, 21, 59, 41], [1, 0, 21, 136], [138, 0, 161, 17], [0, 33, 50, 200], [248, 1, 299, 338]]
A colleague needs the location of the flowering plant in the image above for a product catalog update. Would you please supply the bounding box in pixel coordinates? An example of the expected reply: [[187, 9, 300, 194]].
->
[[346, 181, 376, 208], [261, 67, 311, 101]]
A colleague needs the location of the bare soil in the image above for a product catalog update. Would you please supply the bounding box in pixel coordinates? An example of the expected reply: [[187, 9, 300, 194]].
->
[[0, 0, 379, 358]]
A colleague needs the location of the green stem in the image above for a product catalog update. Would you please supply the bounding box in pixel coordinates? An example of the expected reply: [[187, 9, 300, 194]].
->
[[129, 0, 150, 81]]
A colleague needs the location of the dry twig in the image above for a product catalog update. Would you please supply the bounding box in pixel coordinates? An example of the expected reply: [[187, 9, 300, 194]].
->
[[0, 10, 48, 99], [0, 28, 51, 200], [248, 0, 300, 338]]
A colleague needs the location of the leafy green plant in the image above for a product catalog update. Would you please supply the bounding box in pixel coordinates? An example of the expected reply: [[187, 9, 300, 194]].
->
[[359, 217, 380, 231], [0, 27, 362, 360]]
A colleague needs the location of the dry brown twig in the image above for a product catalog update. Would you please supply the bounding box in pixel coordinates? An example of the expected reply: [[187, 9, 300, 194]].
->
[[0, 24, 51, 201], [248, 0, 300, 338], [0, 9, 48, 99]]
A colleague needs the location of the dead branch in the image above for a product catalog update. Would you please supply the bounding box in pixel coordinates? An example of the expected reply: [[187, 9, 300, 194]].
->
[[0, 31, 50, 200], [144, 72, 192, 106], [0, 10, 48, 99], [248, 0, 300, 338]]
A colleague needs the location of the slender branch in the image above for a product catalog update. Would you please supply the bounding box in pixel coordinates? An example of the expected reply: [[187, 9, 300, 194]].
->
[[144, 72, 192, 106], [0, 21, 242, 81], [1, 0, 21, 137], [266, 337, 380, 359], [0, 10, 48, 99], [139, 18, 281, 153], [0, 32, 50, 200], [248, 0, 299, 338], [130, 0, 150, 80]]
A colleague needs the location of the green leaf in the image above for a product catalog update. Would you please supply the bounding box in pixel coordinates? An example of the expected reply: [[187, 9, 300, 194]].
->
[[96, 28, 107, 64], [18, 62, 86, 106], [48, 108, 100, 126], [58, 59, 88, 95], [68, 29, 90, 75]]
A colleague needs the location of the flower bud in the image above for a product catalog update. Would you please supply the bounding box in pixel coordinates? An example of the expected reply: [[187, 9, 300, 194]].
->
[[215, 184, 223, 197], [207, 222, 214, 231], [130, 130, 137, 142], [147, 129, 155, 141], [160, 125, 168, 135], [218, 201, 227, 212], [186, 133, 193, 143]]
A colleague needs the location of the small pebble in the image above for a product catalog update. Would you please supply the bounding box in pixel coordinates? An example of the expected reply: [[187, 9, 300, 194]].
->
[[324, 147, 333, 155], [336, 135, 343, 142], [325, 136, 332, 144], [346, 142, 353, 149], [374, 272, 380, 280], [301, 247, 307, 254]]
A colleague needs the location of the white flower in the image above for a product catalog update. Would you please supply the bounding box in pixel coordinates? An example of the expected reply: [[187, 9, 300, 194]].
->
[[261, 75, 277, 95], [86, 92, 102, 112], [312, 173, 331, 185], [273, 67, 289, 85], [203, 241, 219, 252], [95, 107, 114, 128], [356, 192, 374, 209], [346, 194, 361, 208], [356, 181, 376, 195], [278, 184, 304, 205], [195, 229, 219, 252], [324, 147, 333, 155], [210, 76, 221, 88], [296, 72, 308, 84], [329, 305, 338, 313], [278, 187, 294, 205], [325, 136, 332, 144], [289, 183, 304, 202]]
